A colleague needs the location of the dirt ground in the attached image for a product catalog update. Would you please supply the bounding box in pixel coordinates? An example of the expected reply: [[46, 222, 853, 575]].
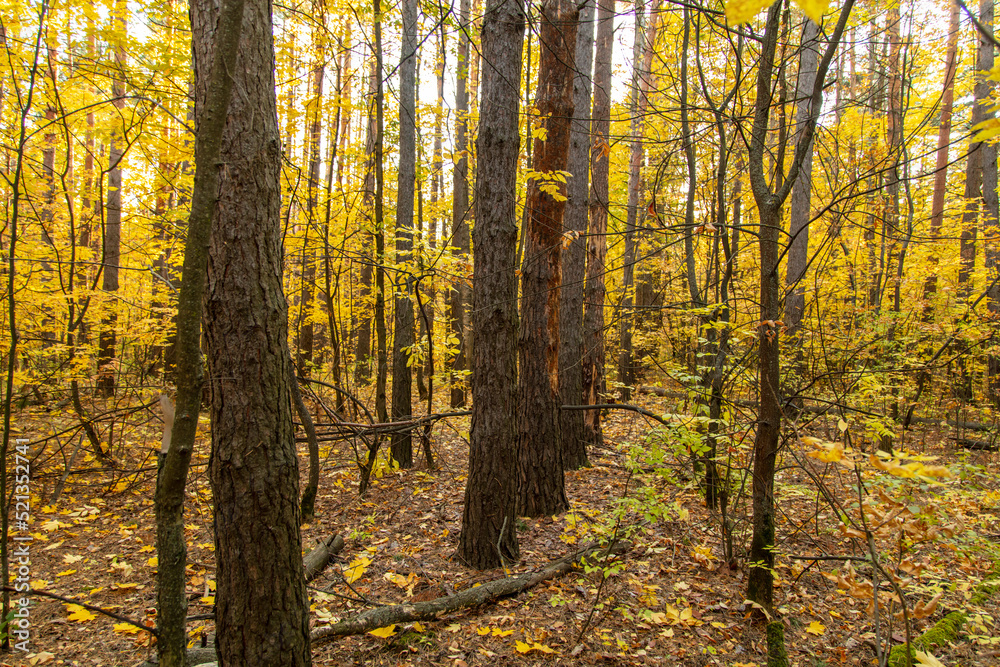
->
[[9, 387, 1000, 666]]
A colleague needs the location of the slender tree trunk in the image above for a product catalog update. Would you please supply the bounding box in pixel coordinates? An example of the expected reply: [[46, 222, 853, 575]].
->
[[298, 41, 324, 376], [450, 0, 472, 408], [457, 0, 524, 569], [374, 0, 389, 425], [355, 60, 377, 385], [582, 0, 614, 449], [619, 0, 658, 401], [391, 0, 418, 467], [745, 0, 854, 613], [517, 0, 578, 518], [559, 0, 594, 471], [783, 18, 819, 342], [924, 2, 960, 311], [97, 0, 127, 397], [982, 0, 1000, 403]]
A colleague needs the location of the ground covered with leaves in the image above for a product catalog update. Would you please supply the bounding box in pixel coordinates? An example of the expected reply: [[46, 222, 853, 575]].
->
[[10, 387, 1000, 667]]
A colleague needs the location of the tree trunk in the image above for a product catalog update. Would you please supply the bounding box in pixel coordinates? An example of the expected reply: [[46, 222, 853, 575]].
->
[[457, 0, 524, 569], [391, 0, 418, 468], [745, 0, 854, 613], [582, 0, 614, 449], [374, 0, 389, 425], [619, 0, 657, 402], [354, 59, 377, 385], [559, 0, 594, 471], [783, 18, 819, 341], [154, 0, 245, 662], [297, 43, 323, 376], [450, 0, 472, 408], [517, 0, 577, 518], [194, 0, 312, 657], [97, 0, 127, 398], [924, 2, 960, 311], [982, 0, 1000, 403]]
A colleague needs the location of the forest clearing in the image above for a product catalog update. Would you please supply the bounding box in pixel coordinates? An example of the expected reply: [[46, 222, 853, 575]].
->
[[6, 0, 1000, 661]]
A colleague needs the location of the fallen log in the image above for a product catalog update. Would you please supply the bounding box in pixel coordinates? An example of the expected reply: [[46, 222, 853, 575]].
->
[[311, 540, 630, 645], [304, 533, 345, 583]]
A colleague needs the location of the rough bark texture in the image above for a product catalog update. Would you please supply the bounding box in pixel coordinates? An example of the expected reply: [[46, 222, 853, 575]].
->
[[391, 0, 418, 468], [193, 0, 312, 659], [558, 0, 594, 471], [155, 0, 245, 663], [449, 0, 472, 408], [783, 19, 819, 338], [516, 0, 577, 518], [582, 0, 614, 450], [456, 0, 524, 569]]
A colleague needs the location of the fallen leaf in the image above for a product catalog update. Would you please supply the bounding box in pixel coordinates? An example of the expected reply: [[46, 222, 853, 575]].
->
[[65, 604, 96, 622], [369, 624, 396, 639], [805, 620, 825, 635]]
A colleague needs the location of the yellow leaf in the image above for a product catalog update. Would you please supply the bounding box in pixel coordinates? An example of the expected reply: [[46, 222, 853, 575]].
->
[[492, 628, 514, 637], [28, 651, 55, 665], [139, 545, 155, 553], [56, 569, 76, 577], [805, 620, 825, 635], [915, 651, 946, 667], [478, 627, 491, 635], [725, 0, 773, 25], [793, 0, 828, 22], [200, 596, 215, 605], [63, 554, 84, 564], [515, 640, 555, 654], [65, 604, 96, 622], [368, 624, 396, 639], [30, 579, 47, 590], [345, 556, 371, 584], [147, 556, 158, 567], [114, 622, 141, 634], [413, 622, 425, 632]]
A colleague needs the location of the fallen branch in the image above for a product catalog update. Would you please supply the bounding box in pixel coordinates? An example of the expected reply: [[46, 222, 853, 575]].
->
[[311, 540, 630, 644], [304, 533, 345, 583]]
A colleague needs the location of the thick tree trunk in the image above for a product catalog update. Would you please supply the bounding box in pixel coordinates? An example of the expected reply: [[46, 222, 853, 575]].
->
[[391, 0, 418, 468], [194, 0, 312, 658], [457, 0, 523, 569], [449, 0, 472, 408], [559, 0, 594, 471], [374, 0, 389, 425], [155, 0, 245, 663], [517, 0, 577, 518], [582, 0, 614, 449]]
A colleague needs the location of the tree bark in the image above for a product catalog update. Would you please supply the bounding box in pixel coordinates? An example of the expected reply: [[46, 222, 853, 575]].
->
[[559, 0, 594, 471], [516, 0, 577, 518], [457, 0, 523, 569], [154, 0, 244, 663], [193, 0, 312, 658], [582, 0, 614, 449], [391, 0, 418, 467], [982, 0, 1000, 403], [354, 59, 378, 385]]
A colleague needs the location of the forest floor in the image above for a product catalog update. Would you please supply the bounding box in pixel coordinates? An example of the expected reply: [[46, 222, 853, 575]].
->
[[10, 384, 1000, 667]]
